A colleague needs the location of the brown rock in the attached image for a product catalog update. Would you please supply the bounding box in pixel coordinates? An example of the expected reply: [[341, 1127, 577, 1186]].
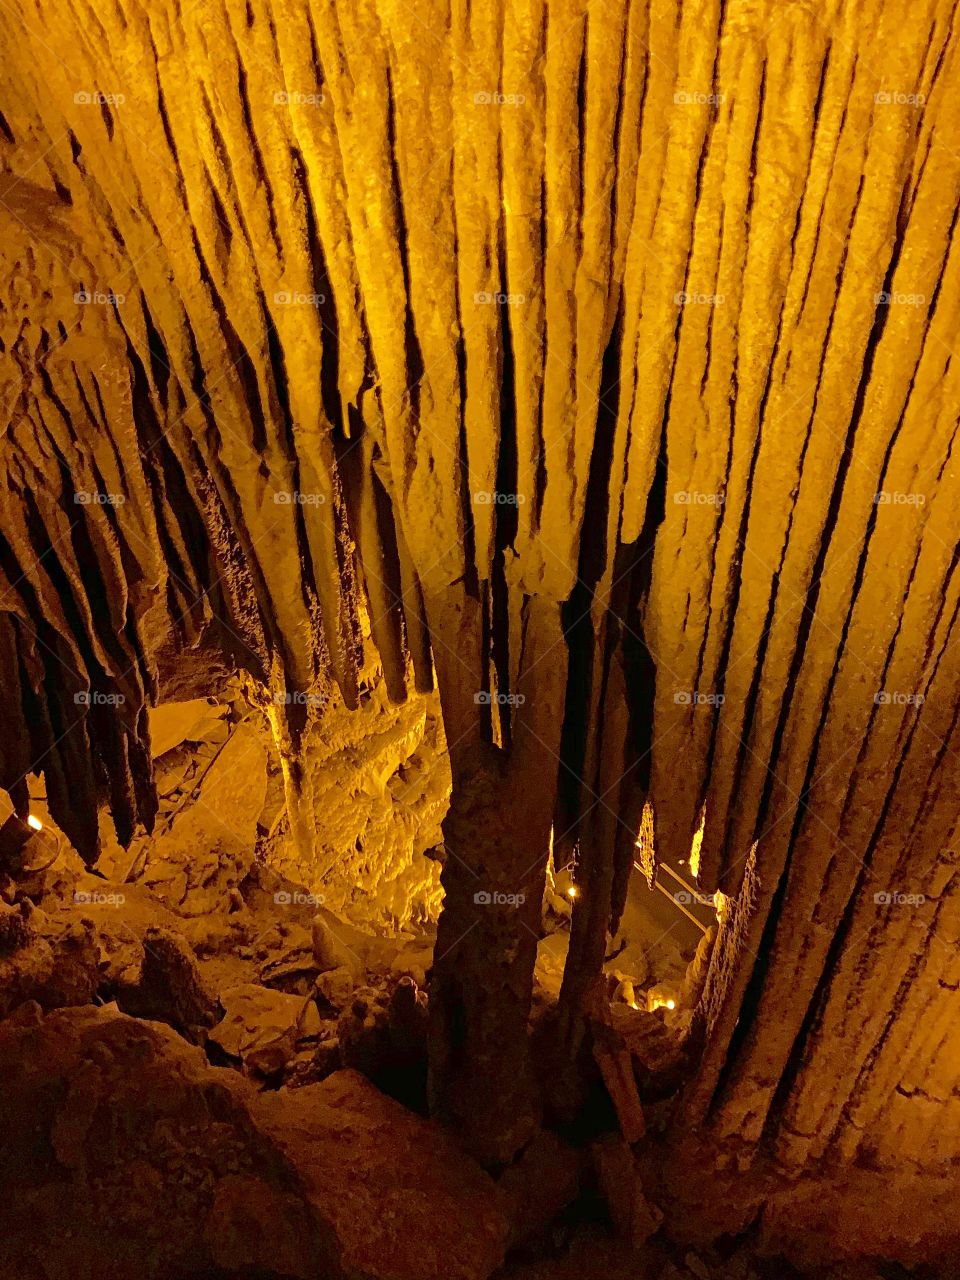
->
[[210, 982, 320, 1074], [0, 907, 99, 1018], [0, 1005, 329, 1279], [116, 925, 218, 1041], [498, 1130, 582, 1247], [593, 1135, 664, 1247], [254, 1070, 510, 1279], [316, 963, 357, 1010], [0, 1007, 509, 1280]]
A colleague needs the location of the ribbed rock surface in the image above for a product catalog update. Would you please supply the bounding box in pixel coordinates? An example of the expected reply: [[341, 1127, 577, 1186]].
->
[[1, 0, 959, 1195]]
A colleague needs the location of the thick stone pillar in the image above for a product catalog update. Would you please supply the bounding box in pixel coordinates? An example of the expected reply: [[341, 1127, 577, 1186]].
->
[[425, 590, 566, 1164]]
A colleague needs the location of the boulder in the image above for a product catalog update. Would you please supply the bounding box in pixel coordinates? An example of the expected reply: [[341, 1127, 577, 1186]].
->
[[498, 1130, 582, 1247], [0, 1005, 328, 1279], [0, 1005, 509, 1280], [0, 903, 99, 1017], [148, 697, 229, 757], [210, 982, 321, 1073], [316, 964, 356, 1009], [116, 924, 218, 1042], [254, 1070, 510, 1279]]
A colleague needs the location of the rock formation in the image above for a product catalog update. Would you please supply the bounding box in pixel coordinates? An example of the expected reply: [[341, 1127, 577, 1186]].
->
[[1, 0, 959, 1266]]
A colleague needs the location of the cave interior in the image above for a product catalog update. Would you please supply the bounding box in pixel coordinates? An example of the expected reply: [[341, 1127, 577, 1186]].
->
[[1, 0, 959, 1276]]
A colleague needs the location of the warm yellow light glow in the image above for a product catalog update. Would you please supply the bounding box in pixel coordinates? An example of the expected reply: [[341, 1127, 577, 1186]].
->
[[689, 805, 706, 880], [567, 885, 578, 899], [26, 814, 42, 831], [647, 992, 678, 1013]]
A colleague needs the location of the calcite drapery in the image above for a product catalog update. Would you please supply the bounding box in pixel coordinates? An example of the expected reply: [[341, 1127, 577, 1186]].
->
[[1, 0, 959, 1185]]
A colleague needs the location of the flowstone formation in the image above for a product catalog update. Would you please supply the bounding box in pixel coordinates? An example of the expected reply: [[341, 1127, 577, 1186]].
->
[[1, 0, 960, 1264]]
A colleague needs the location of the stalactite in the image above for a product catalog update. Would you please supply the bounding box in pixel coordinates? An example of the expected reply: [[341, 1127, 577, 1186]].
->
[[1, 0, 960, 1189]]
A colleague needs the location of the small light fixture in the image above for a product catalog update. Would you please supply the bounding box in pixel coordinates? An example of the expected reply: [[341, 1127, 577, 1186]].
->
[[26, 815, 42, 831], [666, 999, 676, 1010], [567, 885, 578, 899]]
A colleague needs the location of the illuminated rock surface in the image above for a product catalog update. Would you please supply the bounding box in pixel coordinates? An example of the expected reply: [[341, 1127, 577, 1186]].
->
[[1, 0, 960, 1270]]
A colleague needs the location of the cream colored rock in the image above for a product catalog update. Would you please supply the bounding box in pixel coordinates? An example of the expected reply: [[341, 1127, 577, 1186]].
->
[[142, 723, 268, 915], [210, 982, 320, 1073], [148, 698, 229, 757]]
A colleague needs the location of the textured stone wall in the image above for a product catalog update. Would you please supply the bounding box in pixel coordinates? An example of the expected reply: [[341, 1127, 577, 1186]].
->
[[1, 0, 960, 1196]]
